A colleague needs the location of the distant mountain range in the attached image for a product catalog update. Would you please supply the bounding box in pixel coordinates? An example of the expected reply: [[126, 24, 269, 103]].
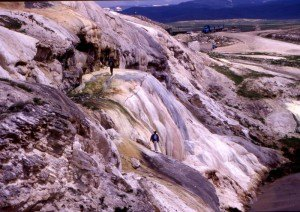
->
[[122, 0, 300, 23]]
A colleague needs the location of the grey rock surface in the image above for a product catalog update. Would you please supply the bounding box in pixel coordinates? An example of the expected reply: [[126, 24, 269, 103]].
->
[[0, 79, 154, 211], [142, 151, 220, 212], [130, 158, 141, 169]]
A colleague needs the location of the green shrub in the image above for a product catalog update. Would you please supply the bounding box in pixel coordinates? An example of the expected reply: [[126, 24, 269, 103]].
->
[[244, 71, 274, 79], [210, 65, 244, 85], [237, 84, 269, 100]]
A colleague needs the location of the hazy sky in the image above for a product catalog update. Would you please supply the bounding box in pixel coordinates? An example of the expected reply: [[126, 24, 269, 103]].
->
[[97, 0, 190, 8]]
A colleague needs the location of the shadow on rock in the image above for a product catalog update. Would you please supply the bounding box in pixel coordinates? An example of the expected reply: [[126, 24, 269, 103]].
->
[[142, 151, 220, 211]]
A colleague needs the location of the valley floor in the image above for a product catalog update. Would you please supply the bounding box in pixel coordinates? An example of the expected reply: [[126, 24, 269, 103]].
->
[[210, 30, 300, 80], [214, 30, 300, 55]]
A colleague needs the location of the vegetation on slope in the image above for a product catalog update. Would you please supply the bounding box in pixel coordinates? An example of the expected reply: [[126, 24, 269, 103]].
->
[[210, 64, 275, 99], [210, 65, 244, 85], [266, 137, 300, 182], [209, 52, 300, 68]]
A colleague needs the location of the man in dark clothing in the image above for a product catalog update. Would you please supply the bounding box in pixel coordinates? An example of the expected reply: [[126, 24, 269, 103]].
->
[[150, 131, 160, 152], [108, 57, 115, 76]]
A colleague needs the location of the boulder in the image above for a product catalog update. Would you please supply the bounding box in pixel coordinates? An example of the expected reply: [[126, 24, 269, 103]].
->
[[130, 158, 141, 169]]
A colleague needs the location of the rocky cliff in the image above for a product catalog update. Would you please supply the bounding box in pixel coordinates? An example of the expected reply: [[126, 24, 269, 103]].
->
[[0, 1, 298, 211]]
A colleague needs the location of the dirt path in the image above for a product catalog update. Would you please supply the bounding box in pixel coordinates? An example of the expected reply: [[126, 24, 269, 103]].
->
[[232, 60, 300, 80], [214, 31, 300, 55]]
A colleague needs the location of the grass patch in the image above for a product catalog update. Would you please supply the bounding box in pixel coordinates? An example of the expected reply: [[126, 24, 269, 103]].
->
[[244, 52, 273, 56], [210, 65, 275, 99], [285, 55, 300, 61], [269, 56, 300, 68], [68, 75, 111, 110], [210, 65, 274, 87], [82, 75, 110, 97], [209, 52, 300, 68], [232, 55, 300, 68], [208, 52, 226, 59], [237, 84, 267, 100], [70, 91, 138, 125], [210, 65, 244, 85], [69, 74, 123, 112], [78, 74, 121, 98], [243, 71, 274, 79]]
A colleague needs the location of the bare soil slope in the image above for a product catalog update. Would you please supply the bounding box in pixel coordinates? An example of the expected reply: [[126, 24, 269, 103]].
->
[[214, 31, 300, 55]]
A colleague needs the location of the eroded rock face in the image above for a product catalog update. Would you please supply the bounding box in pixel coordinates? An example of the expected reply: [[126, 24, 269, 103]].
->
[[0, 79, 153, 211], [142, 151, 220, 212], [0, 1, 296, 211], [0, 2, 171, 92], [84, 70, 283, 210]]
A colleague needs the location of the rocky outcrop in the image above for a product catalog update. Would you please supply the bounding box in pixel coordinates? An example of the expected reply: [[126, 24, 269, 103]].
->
[[0, 1, 173, 92], [0, 1, 296, 211], [0, 79, 153, 211], [74, 69, 284, 210], [142, 151, 220, 212]]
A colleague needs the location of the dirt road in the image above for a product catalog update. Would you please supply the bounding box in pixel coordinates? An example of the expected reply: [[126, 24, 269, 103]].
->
[[214, 31, 300, 55]]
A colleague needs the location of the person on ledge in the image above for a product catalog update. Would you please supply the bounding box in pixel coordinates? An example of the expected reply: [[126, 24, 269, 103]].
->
[[150, 131, 160, 152], [108, 57, 115, 76]]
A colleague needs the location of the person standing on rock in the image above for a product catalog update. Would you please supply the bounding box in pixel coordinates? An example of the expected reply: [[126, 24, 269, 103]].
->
[[150, 131, 160, 152], [108, 57, 115, 76]]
